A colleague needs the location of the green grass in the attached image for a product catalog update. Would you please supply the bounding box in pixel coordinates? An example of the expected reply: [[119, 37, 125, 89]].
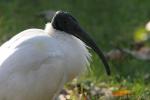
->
[[0, 0, 150, 99]]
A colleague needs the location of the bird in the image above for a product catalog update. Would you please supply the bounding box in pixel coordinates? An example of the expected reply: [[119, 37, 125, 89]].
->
[[0, 11, 110, 100]]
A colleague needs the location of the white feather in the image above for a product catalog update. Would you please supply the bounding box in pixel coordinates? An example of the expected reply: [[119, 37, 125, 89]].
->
[[0, 23, 91, 100]]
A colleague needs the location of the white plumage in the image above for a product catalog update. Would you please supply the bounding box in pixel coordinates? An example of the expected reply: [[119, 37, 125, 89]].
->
[[0, 23, 90, 100], [0, 11, 111, 100]]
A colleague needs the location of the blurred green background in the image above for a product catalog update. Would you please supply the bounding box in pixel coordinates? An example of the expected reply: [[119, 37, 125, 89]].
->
[[0, 0, 150, 99]]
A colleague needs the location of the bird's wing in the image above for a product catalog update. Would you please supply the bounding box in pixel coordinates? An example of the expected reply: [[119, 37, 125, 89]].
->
[[0, 30, 67, 99], [1, 29, 46, 48]]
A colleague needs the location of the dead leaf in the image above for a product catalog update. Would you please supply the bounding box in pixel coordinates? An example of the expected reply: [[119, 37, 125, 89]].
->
[[112, 90, 131, 97], [105, 49, 124, 60]]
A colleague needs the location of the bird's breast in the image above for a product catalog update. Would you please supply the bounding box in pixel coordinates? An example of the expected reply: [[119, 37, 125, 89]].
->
[[53, 33, 91, 81]]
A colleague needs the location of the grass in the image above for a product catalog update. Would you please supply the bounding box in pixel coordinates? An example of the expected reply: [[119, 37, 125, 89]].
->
[[0, 0, 150, 99]]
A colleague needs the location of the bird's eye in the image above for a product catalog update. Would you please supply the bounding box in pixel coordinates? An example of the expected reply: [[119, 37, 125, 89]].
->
[[63, 20, 68, 24]]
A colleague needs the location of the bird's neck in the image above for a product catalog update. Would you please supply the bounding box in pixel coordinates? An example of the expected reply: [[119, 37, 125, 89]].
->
[[44, 22, 56, 34], [44, 22, 73, 39]]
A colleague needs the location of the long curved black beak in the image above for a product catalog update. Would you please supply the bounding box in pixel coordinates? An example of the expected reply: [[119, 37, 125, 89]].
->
[[74, 27, 111, 75], [51, 11, 111, 75]]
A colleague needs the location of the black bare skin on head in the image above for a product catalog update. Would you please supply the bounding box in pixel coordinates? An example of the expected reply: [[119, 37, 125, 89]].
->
[[51, 11, 111, 75], [51, 11, 80, 35]]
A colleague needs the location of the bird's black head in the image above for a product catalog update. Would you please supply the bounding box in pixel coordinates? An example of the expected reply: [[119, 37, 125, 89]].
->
[[51, 11, 111, 76], [51, 11, 80, 35]]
